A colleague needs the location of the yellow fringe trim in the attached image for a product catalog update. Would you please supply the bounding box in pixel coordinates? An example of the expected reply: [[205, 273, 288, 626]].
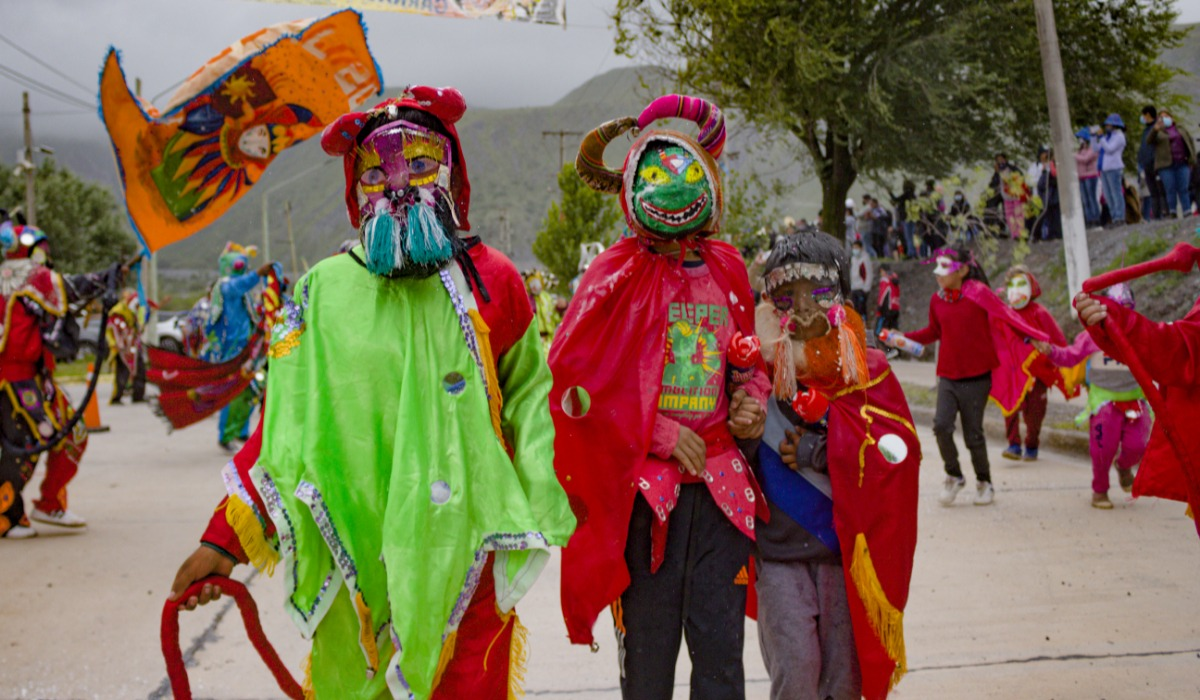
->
[[849, 533, 907, 691], [1186, 504, 1194, 520], [302, 652, 315, 700], [354, 591, 380, 676], [469, 309, 507, 448], [432, 629, 458, 691], [224, 495, 278, 576], [508, 614, 529, 700]]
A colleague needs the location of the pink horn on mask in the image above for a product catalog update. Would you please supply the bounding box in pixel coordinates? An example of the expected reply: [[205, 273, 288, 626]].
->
[[636, 95, 726, 159]]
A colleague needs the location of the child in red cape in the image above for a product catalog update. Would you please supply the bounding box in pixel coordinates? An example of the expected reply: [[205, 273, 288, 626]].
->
[[748, 230, 921, 700], [1000, 265, 1068, 462], [550, 95, 770, 698]]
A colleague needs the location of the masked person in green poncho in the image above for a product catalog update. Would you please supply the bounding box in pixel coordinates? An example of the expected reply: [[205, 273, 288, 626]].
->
[[167, 86, 576, 700]]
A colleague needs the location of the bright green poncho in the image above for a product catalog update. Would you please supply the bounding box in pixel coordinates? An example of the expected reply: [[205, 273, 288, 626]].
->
[[253, 253, 574, 698]]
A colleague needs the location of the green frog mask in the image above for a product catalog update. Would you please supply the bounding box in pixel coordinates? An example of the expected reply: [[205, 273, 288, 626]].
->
[[630, 143, 715, 238]]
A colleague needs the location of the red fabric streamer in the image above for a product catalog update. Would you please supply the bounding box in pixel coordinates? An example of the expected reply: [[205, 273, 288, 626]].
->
[[161, 575, 303, 700], [146, 339, 261, 430]]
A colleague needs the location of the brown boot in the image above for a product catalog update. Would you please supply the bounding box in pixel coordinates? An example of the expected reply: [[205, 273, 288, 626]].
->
[[1117, 468, 1135, 493], [1091, 492, 1114, 509]]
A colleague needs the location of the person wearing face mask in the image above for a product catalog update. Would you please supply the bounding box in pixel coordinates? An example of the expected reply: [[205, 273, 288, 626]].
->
[[167, 87, 576, 699], [1074, 128, 1102, 227], [744, 231, 920, 700], [1147, 108, 1196, 218], [999, 267, 1067, 462], [1095, 114, 1128, 225], [555, 95, 771, 700], [1137, 105, 1167, 220], [883, 247, 1050, 507]]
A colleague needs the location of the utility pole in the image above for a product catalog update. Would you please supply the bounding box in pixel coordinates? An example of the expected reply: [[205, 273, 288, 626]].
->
[[22, 92, 35, 226], [542, 130, 583, 169], [285, 200, 299, 280], [1034, 0, 1090, 305]]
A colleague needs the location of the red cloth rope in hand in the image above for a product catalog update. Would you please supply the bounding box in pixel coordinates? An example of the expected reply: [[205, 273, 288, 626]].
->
[[161, 575, 304, 700]]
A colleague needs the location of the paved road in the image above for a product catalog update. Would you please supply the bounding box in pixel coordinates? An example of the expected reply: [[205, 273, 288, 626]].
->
[[3, 381, 1198, 699]]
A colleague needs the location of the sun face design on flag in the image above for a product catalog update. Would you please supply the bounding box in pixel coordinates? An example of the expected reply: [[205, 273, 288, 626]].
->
[[147, 65, 322, 223]]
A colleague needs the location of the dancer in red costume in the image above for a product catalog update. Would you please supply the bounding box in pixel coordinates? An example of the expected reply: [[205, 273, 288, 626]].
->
[[552, 95, 770, 699], [0, 218, 126, 538], [999, 266, 1068, 462], [750, 230, 920, 700]]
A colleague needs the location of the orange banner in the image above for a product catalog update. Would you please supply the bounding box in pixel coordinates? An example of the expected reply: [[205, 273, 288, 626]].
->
[[99, 9, 382, 253]]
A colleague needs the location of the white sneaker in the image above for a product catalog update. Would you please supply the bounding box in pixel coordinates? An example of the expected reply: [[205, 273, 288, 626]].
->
[[2, 524, 37, 539], [939, 477, 966, 506], [974, 481, 995, 506], [30, 507, 87, 528]]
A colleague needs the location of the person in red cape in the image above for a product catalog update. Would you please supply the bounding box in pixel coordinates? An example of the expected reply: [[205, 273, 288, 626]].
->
[[167, 86, 567, 699], [551, 94, 770, 698], [884, 245, 1049, 507], [746, 230, 920, 700], [999, 265, 1068, 462], [1074, 242, 1200, 536]]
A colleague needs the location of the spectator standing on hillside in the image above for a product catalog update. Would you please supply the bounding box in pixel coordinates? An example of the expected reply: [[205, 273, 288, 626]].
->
[[1075, 129, 1102, 228], [1147, 107, 1196, 219], [1094, 114, 1127, 225], [992, 153, 1029, 239], [891, 180, 917, 259], [1138, 105, 1167, 220], [1037, 152, 1062, 241]]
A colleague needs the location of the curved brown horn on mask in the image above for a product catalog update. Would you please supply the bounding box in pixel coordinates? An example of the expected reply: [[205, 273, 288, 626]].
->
[[575, 116, 636, 194]]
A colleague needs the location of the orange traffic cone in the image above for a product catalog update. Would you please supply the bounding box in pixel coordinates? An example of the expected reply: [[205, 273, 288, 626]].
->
[[83, 363, 110, 433]]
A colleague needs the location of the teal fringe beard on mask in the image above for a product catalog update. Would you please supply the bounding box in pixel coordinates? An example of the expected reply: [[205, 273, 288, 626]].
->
[[363, 213, 404, 276], [405, 200, 452, 266]]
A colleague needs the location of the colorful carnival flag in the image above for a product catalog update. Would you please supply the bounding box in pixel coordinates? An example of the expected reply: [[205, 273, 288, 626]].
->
[[253, 0, 565, 25], [99, 10, 383, 253]]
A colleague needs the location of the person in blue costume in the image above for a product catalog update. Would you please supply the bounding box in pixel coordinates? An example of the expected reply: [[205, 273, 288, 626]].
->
[[202, 242, 278, 451]]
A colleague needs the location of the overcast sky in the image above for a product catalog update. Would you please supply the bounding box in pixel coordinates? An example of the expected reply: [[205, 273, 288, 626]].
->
[[0, 0, 634, 136], [3, 0, 1200, 138]]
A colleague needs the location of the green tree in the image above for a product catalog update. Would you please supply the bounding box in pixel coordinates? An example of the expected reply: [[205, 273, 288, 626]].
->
[[614, 0, 1185, 241], [0, 158, 136, 273], [532, 163, 622, 292]]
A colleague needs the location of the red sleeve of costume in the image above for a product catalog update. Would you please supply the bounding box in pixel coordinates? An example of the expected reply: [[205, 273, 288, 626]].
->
[[903, 295, 941, 345], [1088, 297, 1200, 387], [468, 243, 535, 359], [201, 498, 248, 564], [199, 419, 270, 562]]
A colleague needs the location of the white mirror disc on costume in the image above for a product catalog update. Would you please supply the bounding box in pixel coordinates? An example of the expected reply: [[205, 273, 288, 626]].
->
[[877, 433, 907, 464], [430, 480, 451, 505]]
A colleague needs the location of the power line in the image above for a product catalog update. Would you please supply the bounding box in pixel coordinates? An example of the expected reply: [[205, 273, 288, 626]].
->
[[0, 63, 93, 110], [0, 32, 95, 95]]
